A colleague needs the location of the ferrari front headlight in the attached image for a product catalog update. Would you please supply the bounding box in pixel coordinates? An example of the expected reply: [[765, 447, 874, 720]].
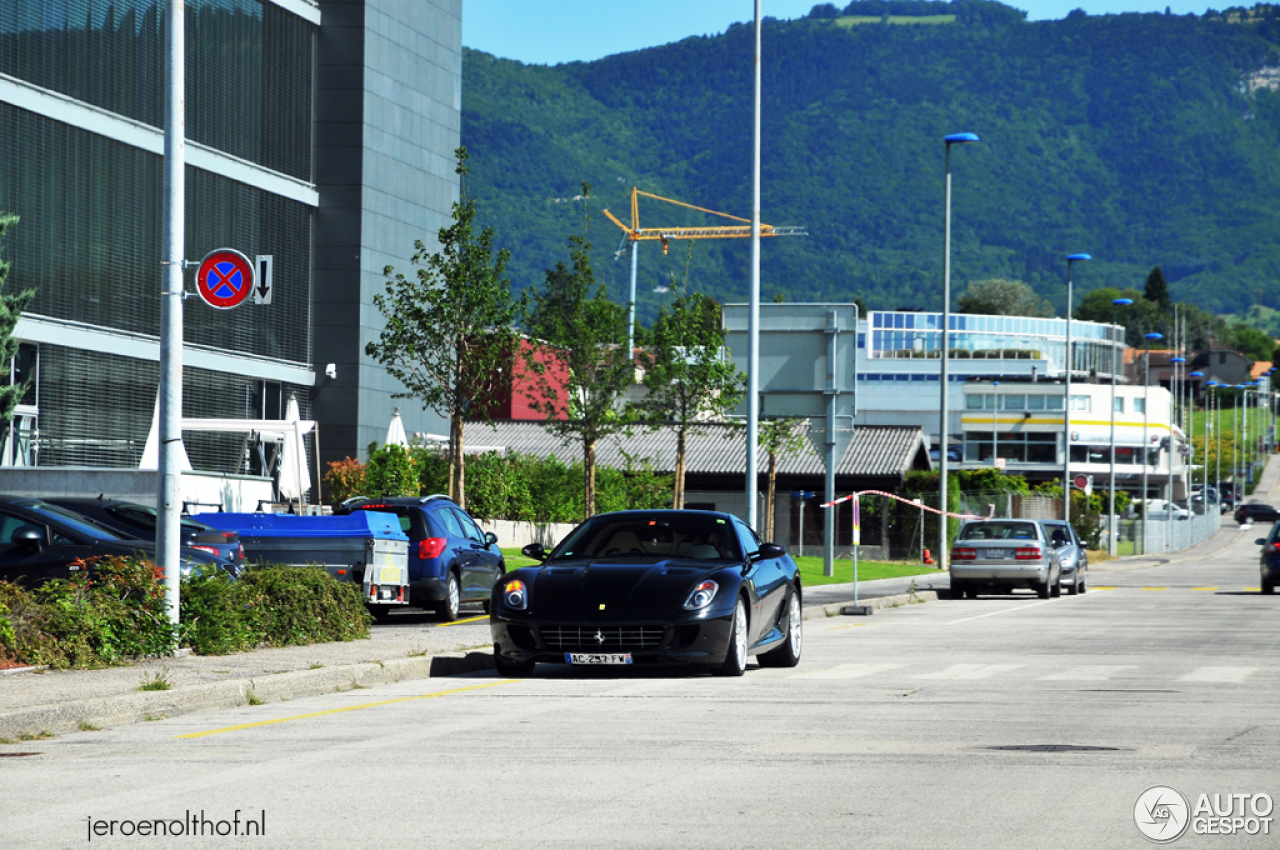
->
[[683, 580, 719, 610], [503, 579, 528, 610]]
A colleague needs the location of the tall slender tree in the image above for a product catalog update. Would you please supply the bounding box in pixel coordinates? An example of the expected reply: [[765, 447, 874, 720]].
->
[[1144, 266, 1173, 312], [365, 148, 519, 509], [0, 216, 34, 427], [636, 292, 745, 509], [524, 184, 635, 518], [760, 418, 808, 542]]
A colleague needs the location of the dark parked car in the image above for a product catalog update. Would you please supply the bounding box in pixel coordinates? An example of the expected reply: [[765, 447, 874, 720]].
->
[[1255, 524, 1280, 595], [1235, 503, 1280, 525], [44, 497, 245, 570], [339, 495, 503, 621], [0, 496, 238, 588], [490, 509, 802, 677]]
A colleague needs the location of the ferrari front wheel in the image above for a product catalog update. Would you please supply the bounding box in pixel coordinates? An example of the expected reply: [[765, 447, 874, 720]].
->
[[759, 589, 802, 668], [715, 598, 748, 677], [494, 652, 534, 678]]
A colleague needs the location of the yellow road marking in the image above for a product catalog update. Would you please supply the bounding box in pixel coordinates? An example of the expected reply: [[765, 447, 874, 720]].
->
[[1245, 587, 1262, 592], [436, 614, 489, 627], [1191, 587, 1219, 591], [1091, 586, 1118, 590], [1141, 587, 1167, 591], [175, 681, 512, 739], [827, 623, 869, 631]]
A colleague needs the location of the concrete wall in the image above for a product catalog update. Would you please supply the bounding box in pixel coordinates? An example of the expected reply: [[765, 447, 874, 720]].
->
[[474, 519, 577, 550]]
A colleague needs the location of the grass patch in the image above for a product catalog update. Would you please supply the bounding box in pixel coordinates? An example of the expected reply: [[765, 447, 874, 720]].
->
[[793, 555, 940, 586], [502, 547, 938, 587], [835, 14, 955, 26], [78, 720, 101, 732], [500, 548, 542, 569], [137, 668, 173, 691], [246, 690, 264, 706]]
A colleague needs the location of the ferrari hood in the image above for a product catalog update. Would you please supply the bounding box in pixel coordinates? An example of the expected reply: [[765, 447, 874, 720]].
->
[[529, 559, 725, 619]]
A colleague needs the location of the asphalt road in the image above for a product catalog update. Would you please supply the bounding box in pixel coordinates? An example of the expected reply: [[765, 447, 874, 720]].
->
[[4, 529, 1277, 849]]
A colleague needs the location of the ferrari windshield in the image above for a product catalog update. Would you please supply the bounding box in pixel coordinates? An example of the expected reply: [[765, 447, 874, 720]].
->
[[552, 513, 743, 561]]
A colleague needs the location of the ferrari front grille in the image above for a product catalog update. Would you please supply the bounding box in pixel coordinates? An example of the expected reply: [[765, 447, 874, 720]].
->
[[540, 625, 665, 650]]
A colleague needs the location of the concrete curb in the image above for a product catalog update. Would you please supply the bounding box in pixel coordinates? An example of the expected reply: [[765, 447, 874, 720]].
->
[[0, 650, 494, 741], [803, 590, 938, 620]]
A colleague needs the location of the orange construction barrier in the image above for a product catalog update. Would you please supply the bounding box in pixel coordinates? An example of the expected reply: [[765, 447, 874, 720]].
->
[[922, 548, 934, 565]]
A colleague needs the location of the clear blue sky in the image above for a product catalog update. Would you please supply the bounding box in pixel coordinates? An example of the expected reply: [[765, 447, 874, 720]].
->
[[463, 0, 1216, 65]]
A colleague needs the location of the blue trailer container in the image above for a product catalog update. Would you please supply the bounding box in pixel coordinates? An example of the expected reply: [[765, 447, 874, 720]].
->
[[202, 512, 411, 612]]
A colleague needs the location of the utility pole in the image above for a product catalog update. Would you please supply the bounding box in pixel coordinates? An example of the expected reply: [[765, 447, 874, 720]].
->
[[158, 0, 185, 633]]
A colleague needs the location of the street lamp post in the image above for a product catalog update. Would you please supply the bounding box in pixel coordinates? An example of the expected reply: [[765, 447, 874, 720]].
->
[[1108, 298, 1132, 555], [938, 132, 979, 573], [1190, 370, 1204, 509], [992, 380, 999, 467], [1063, 253, 1090, 526], [1207, 381, 1220, 502], [1140, 332, 1162, 554]]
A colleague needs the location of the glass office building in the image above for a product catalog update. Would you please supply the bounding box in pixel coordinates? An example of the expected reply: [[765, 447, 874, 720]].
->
[[0, 0, 463, 487], [855, 310, 1127, 447]]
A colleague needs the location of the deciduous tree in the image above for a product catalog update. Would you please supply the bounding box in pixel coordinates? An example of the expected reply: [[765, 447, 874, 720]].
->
[[524, 184, 635, 518], [0, 215, 34, 428], [636, 292, 745, 509], [365, 148, 519, 509]]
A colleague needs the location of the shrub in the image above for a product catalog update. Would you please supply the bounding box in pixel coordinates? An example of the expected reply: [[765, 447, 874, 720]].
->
[[324, 456, 368, 504], [181, 564, 370, 655], [0, 557, 175, 669], [238, 565, 371, 647], [179, 570, 259, 655], [365, 442, 419, 497]]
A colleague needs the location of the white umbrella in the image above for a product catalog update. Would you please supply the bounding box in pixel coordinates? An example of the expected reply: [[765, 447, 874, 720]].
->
[[386, 408, 409, 448], [278, 395, 311, 503]]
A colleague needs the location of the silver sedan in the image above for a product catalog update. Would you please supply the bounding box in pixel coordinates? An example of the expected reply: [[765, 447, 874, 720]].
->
[[949, 519, 1062, 599]]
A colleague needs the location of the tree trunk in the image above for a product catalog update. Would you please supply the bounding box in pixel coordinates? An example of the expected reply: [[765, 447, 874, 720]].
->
[[674, 428, 687, 510], [766, 450, 777, 540], [452, 413, 466, 509], [584, 437, 597, 519]]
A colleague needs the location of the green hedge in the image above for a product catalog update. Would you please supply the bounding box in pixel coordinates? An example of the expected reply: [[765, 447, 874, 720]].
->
[[0, 559, 372, 668], [335, 444, 673, 523]]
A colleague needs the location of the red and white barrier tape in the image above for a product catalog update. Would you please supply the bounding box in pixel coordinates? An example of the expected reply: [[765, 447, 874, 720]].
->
[[820, 489, 992, 520]]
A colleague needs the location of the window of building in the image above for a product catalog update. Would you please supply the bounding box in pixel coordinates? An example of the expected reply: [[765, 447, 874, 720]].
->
[[1070, 395, 1091, 411], [1113, 397, 1124, 413], [1134, 398, 1146, 414], [1002, 394, 1026, 410]]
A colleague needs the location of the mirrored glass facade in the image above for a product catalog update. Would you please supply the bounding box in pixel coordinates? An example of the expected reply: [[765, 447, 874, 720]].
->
[[0, 0, 319, 475]]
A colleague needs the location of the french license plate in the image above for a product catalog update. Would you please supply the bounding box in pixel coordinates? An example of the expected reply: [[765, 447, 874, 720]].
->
[[379, 566, 402, 584], [565, 653, 633, 665]]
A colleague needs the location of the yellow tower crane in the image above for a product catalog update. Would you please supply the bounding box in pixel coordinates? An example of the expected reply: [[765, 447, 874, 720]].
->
[[602, 187, 806, 355]]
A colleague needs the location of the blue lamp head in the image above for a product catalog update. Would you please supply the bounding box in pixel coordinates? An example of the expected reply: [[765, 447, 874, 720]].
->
[[1207, 380, 1218, 387], [944, 132, 980, 144], [1190, 371, 1204, 378], [1113, 298, 1134, 306], [1144, 333, 1163, 341], [1170, 357, 1186, 364], [1067, 253, 1092, 262]]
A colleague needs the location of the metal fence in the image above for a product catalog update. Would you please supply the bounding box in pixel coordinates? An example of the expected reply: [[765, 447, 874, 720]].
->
[[1112, 511, 1223, 556]]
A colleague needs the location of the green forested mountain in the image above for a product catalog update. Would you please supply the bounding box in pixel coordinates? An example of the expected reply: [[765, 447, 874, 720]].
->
[[460, 2, 1280, 327]]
